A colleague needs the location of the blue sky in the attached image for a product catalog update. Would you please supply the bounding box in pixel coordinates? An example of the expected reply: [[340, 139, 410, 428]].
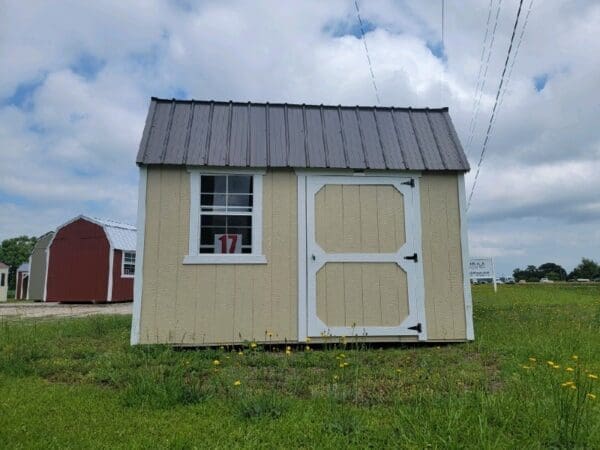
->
[[1, 0, 599, 276]]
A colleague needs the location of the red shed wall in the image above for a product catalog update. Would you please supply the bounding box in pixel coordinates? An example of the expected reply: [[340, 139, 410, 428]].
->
[[46, 219, 110, 302], [112, 250, 134, 301]]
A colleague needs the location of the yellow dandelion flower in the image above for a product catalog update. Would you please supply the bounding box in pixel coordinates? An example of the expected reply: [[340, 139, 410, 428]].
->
[[333, 375, 339, 381], [212, 359, 220, 366], [343, 362, 350, 367], [219, 346, 225, 350], [566, 367, 574, 372], [339, 353, 345, 359], [233, 380, 241, 386], [286, 345, 292, 351], [570, 385, 577, 390], [552, 365, 560, 369], [521, 365, 532, 370], [587, 393, 596, 400], [305, 345, 311, 351], [561, 382, 570, 387], [547, 361, 555, 366], [588, 374, 598, 380], [528, 357, 536, 362], [285, 349, 292, 356], [250, 342, 257, 349], [238, 351, 244, 356], [571, 355, 578, 361], [396, 369, 402, 373]]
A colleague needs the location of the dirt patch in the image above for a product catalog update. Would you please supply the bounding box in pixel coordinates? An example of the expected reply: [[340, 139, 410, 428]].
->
[[0, 302, 132, 318]]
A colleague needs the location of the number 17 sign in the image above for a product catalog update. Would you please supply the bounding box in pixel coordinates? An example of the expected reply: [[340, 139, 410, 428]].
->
[[214, 234, 242, 254]]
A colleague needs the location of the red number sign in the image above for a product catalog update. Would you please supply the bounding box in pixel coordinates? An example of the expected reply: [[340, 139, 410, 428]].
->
[[214, 234, 242, 254]]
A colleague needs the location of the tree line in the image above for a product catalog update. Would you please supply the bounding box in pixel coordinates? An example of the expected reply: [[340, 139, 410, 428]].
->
[[0, 236, 37, 291], [513, 258, 600, 282]]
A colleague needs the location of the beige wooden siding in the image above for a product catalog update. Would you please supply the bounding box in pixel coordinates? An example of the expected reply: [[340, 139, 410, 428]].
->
[[139, 167, 297, 345], [316, 262, 409, 327], [420, 173, 467, 340], [315, 185, 405, 253]]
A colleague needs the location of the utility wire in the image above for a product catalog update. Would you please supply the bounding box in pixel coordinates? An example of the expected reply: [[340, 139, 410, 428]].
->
[[465, 0, 503, 158], [354, 0, 381, 105], [468, 0, 525, 209], [440, 0, 445, 105], [496, 0, 534, 114]]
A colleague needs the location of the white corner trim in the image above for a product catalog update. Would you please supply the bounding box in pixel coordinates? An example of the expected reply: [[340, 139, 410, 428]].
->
[[130, 167, 147, 345], [107, 246, 114, 302], [26, 256, 32, 300], [43, 245, 50, 302], [411, 176, 428, 341], [297, 174, 307, 342], [458, 173, 474, 340], [185, 170, 266, 265]]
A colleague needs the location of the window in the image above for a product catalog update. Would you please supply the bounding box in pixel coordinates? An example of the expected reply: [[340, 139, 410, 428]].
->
[[122, 251, 136, 277], [0, 273, 4, 287], [184, 170, 266, 264]]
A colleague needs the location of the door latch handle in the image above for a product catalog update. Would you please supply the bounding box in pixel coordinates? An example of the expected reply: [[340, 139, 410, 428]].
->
[[311, 254, 316, 261], [403, 253, 418, 263]]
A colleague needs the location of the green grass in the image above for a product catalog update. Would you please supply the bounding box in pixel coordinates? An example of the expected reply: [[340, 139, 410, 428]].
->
[[0, 285, 599, 448]]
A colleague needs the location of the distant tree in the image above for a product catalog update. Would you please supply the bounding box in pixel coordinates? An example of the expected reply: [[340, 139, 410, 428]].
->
[[513, 265, 542, 282], [568, 258, 600, 280], [538, 262, 567, 281], [0, 236, 37, 290]]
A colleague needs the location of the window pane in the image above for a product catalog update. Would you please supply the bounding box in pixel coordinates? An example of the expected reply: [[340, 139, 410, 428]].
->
[[200, 194, 226, 209], [228, 175, 253, 193], [201, 215, 226, 227], [201, 227, 226, 245], [226, 215, 252, 227], [228, 194, 253, 208], [201, 175, 226, 193]]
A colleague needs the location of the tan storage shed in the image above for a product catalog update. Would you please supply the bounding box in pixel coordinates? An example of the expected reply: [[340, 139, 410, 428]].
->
[[131, 98, 473, 346], [27, 231, 54, 301], [0, 262, 8, 302]]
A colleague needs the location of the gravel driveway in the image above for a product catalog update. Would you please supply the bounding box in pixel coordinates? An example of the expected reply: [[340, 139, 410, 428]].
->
[[0, 302, 132, 318]]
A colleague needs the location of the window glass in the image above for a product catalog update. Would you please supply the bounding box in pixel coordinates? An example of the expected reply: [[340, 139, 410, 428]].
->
[[123, 251, 136, 275], [0, 273, 4, 287], [199, 175, 253, 254]]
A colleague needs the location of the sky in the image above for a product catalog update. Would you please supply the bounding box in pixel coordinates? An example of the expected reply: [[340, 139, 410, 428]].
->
[[0, 0, 599, 276]]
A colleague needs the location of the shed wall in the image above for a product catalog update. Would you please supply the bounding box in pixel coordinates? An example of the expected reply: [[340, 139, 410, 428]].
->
[[28, 233, 53, 301], [139, 167, 467, 344], [139, 167, 298, 345], [46, 219, 110, 302], [0, 268, 7, 302], [112, 250, 134, 301]]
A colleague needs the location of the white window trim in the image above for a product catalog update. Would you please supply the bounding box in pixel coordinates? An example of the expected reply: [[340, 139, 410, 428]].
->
[[184, 168, 267, 265], [121, 250, 136, 278]]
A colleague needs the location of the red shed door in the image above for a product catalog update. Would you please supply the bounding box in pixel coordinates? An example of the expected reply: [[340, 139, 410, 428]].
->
[[46, 219, 110, 302]]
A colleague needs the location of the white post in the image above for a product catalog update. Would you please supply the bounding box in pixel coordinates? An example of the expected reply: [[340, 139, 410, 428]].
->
[[492, 258, 497, 293]]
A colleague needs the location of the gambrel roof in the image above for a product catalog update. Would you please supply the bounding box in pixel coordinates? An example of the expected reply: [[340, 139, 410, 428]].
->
[[137, 98, 469, 171]]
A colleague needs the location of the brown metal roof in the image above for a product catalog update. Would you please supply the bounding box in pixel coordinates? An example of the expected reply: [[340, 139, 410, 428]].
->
[[137, 98, 469, 171]]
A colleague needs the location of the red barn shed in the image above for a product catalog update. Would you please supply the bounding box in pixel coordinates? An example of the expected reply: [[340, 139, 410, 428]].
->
[[45, 216, 137, 303]]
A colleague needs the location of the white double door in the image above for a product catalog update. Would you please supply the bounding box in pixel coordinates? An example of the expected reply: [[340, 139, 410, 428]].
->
[[300, 174, 426, 340]]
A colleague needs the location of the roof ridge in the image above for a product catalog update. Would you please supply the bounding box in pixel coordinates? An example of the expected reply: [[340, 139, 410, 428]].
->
[[149, 97, 450, 112]]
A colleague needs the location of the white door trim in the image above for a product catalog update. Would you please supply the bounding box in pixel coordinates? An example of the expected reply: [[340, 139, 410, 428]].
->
[[299, 173, 427, 341]]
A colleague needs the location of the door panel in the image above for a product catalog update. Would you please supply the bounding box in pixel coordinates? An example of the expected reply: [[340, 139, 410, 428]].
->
[[316, 262, 409, 327], [304, 175, 426, 340], [315, 185, 405, 253]]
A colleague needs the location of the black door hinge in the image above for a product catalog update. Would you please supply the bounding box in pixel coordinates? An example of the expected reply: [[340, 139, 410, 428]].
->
[[401, 178, 415, 188], [408, 323, 422, 333], [403, 253, 418, 263]]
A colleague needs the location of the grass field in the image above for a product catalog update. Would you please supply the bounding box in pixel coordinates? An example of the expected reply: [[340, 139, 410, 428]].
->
[[1, 285, 599, 448]]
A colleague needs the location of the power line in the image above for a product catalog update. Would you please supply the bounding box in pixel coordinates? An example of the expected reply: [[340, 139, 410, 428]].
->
[[496, 0, 534, 114], [468, 0, 526, 209], [354, 0, 381, 105], [465, 0, 504, 158], [440, 0, 445, 105]]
